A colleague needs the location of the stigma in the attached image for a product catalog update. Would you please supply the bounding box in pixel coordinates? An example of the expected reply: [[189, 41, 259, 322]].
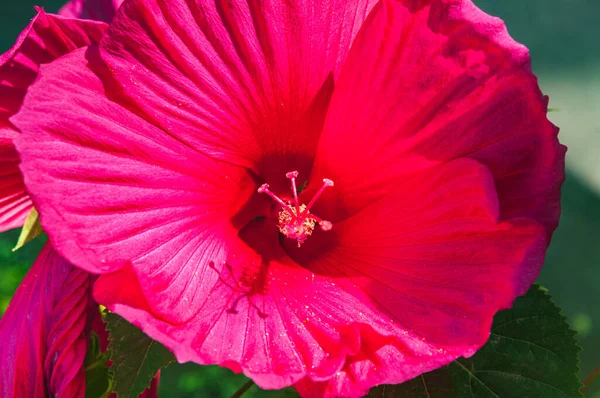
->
[[258, 171, 334, 247]]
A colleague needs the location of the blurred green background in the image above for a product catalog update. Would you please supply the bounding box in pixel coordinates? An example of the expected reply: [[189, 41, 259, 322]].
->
[[1, 0, 598, 396]]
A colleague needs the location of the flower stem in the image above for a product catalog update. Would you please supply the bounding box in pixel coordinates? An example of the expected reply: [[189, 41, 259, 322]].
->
[[230, 380, 255, 398], [84, 358, 105, 372], [582, 364, 600, 392]]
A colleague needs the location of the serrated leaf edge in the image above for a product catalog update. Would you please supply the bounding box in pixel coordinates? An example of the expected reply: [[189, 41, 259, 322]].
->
[[366, 284, 584, 398], [105, 312, 175, 398], [534, 286, 584, 394]]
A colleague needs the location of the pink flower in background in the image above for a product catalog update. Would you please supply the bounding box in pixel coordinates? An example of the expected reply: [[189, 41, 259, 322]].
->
[[11, 0, 564, 397], [0, 244, 92, 397], [0, 241, 160, 397], [0, 2, 122, 396], [60, 0, 124, 22]]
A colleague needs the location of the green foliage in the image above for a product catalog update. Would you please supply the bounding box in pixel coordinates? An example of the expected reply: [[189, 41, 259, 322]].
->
[[12, 208, 43, 252], [0, 229, 45, 316], [85, 332, 112, 398], [158, 363, 300, 398], [105, 312, 175, 398], [368, 285, 582, 397]]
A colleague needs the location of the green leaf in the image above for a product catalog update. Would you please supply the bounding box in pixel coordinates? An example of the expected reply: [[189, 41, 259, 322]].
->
[[367, 371, 457, 398], [84, 332, 112, 398], [368, 285, 582, 397], [12, 208, 43, 252], [105, 312, 175, 398]]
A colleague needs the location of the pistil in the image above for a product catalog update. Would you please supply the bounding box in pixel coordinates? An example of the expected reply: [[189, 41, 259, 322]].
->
[[258, 171, 334, 247]]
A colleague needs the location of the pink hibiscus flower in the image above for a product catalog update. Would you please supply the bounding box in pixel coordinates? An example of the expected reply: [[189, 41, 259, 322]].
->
[[10, 0, 564, 396]]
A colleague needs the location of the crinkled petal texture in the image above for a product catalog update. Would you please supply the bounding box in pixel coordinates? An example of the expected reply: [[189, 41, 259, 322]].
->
[[59, 0, 124, 22], [0, 10, 106, 232], [12, 0, 563, 397], [0, 243, 92, 397]]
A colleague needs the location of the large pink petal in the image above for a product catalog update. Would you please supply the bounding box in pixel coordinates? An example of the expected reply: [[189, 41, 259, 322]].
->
[[59, 0, 124, 22], [13, 49, 257, 326], [0, 10, 107, 232], [77, 159, 537, 395], [0, 243, 92, 397], [94, 219, 460, 392], [286, 159, 546, 396], [303, 159, 546, 346], [310, 0, 564, 237], [93, 0, 378, 183]]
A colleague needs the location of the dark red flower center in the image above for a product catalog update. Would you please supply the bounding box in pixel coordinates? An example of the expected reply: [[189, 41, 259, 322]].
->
[[258, 170, 334, 247]]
